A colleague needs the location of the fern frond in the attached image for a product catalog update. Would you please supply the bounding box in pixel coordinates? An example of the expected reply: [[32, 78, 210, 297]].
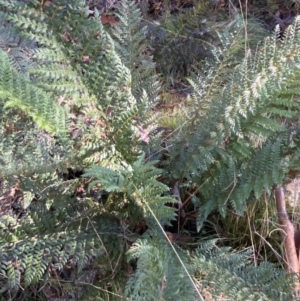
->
[[0, 209, 122, 293], [0, 48, 68, 136], [126, 230, 195, 301], [193, 241, 297, 301], [84, 154, 177, 227], [170, 16, 300, 224]]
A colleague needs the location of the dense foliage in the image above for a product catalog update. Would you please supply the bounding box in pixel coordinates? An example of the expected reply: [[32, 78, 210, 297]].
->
[[0, 0, 300, 300]]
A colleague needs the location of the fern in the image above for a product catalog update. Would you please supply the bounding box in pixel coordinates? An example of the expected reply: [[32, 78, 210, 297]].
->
[[149, 2, 267, 85], [112, 0, 159, 105], [192, 241, 297, 301], [0, 0, 167, 298], [0, 0, 299, 300], [0, 48, 68, 135], [0, 205, 122, 294], [149, 1, 212, 83], [169, 17, 300, 228], [126, 230, 195, 301], [84, 154, 177, 228]]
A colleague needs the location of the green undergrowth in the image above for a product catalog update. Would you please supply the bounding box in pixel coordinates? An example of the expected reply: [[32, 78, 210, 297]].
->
[[0, 0, 300, 300]]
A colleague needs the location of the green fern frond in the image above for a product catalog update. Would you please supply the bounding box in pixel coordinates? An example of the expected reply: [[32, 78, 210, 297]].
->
[[112, 0, 159, 105], [193, 242, 297, 301], [170, 16, 300, 225], [84, 154, 177, 228], [126, 230, 195, 301], [0, 48, 68, 135], [0, 209, 122, 293]]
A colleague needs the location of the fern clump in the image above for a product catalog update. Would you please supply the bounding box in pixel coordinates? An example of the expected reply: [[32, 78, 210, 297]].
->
[[0, 0, 300, 300], [169, 16, 300, 228], [0, 0, 177, 298]]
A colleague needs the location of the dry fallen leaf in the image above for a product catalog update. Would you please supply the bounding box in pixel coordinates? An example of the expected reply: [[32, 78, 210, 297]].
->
[[137, 126, 150, 144], [82, 55, 90, 63], [101, 14, 116, 26], [165, 231, 193, 244]]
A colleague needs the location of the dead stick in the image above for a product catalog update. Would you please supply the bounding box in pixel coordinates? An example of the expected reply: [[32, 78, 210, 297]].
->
[[274, 186, 299, 273]]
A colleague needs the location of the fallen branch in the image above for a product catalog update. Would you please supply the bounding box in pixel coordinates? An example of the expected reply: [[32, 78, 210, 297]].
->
[[274, 186, 299, 273]]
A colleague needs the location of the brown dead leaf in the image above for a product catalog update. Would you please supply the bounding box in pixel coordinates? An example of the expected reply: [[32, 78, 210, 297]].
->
[[137, 126, 150, 144], [101, 14, 116, 26], [82, 55, 90, 63], [63, 32, 73, 42], [165, 231, 193, 244]]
